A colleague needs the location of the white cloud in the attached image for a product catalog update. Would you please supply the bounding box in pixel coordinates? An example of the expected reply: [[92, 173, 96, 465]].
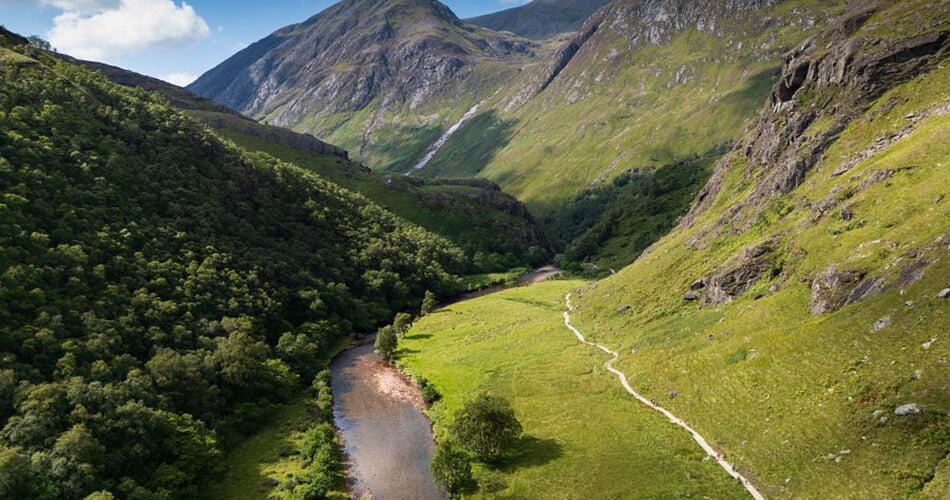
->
[[161, 71, 196, 87], [47, 0, 210, 62]]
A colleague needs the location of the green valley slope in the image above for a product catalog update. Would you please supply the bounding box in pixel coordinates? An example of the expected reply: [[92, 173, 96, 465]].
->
[[570, 2, 950, 497], [69, 52, 553, 273], [402, 1, 950, 498], [425, 0, 848, 212]]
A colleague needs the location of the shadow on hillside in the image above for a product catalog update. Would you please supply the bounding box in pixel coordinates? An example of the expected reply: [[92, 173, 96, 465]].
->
[[499, 435, 563, 471], [717, 66, 781, 116], [422, 109, 519, 178]]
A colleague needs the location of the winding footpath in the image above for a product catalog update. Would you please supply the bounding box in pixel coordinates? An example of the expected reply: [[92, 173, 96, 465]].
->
[[563, 293, 766, 500]]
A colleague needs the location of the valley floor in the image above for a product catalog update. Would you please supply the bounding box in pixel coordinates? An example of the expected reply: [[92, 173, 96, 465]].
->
[[400, 280, 749, 499]]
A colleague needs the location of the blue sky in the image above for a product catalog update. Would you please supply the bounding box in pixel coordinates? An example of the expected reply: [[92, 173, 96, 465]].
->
[[0, 0, 530, 85]]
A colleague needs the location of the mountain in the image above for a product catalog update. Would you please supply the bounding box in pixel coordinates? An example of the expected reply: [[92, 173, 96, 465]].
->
[[188, 0, 538, 171], [0, 31, 470, 498], [465, 0, 615, 40], [401, 0, 950, 497], [187, 0, 852, 270], [64, 51, 552, 273], [570, 0, 950, 496], [424, 0, 849, 268]]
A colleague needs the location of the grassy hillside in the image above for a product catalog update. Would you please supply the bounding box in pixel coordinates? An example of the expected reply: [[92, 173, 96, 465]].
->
[[567, 4, 950, 497], [401, 2, 949, 498], [400, 280, 749, 498], [425, 0, 847, 214], [0, 36, 464, 499]]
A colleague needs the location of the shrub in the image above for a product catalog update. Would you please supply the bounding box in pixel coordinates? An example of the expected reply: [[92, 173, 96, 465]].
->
[[430, 441, 474, 496], [417, 377, 441, 406]]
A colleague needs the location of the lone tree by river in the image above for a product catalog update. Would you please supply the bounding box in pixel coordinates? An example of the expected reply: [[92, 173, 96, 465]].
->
[[450, 393, 522, 463], [374, 325, 398, 360]]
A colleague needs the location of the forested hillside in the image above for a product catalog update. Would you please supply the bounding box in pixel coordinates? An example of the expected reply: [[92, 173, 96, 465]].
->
[[0, 37, 465, 498], [69, 53, 553, 275]]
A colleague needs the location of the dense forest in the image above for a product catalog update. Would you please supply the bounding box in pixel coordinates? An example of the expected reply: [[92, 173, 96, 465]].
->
[[0, 39, 465, 498]]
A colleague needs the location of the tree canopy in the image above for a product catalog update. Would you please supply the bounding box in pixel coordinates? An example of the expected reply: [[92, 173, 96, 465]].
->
[[449, 393, 522, 463], [0, 36, 465, 499]]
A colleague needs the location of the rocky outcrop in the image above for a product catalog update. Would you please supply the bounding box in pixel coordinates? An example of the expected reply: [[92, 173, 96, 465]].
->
[[809, 234, 946, 315], [697, 239, 778, 306], [809, 266, 867, 315], [685, 1, 950, 229]]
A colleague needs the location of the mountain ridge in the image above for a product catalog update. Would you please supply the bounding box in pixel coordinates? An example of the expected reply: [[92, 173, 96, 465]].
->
[[465, 0, 614, 40], [188, 0, 539, 170]]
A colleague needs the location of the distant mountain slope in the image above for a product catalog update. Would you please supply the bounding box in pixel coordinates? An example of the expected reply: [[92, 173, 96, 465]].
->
[[570, 0, 949, 496], [426, 0, 846, 206], [188, 0, 538, 170], [420, 0, 848, 269], [465, 0, 614, 39]]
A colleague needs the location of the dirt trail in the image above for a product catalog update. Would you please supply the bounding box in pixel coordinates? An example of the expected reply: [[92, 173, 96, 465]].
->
[[563, 293, 766, 500]]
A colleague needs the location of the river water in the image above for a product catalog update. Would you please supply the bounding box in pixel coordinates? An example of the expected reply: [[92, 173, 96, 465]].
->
[[329, 267, 561, 499], [330, 342, 447, 500]]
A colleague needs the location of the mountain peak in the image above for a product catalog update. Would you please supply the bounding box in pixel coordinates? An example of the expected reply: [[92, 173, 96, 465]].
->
[[188, 0, 535, 168]]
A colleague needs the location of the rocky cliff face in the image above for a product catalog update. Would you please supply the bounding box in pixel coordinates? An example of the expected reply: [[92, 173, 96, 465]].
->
[[188, 0, 536, 169], [686, 0, 949, 234], [680, 0, 949, 311], [465, 0, 614, 40], [508, 0, 807, 108]]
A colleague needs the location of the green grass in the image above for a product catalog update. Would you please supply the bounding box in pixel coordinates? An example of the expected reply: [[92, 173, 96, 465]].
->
[[459, 267, 528, 292], [400, 280, 749, 499], [0, 47, 36, 65], [564, 54, 950, 499], [420, 1, 846, 215], [201, 397, 313, 499]]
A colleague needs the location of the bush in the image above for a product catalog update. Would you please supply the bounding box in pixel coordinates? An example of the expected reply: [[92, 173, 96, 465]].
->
[[449, 393, 522, 463], [430, 441, 474, 496], [420, 290, 437, 316], [417, 377, 441, 406], [374, 325, 398, 360]]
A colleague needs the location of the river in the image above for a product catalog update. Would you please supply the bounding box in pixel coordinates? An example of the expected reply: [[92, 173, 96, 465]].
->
[[330, 266, 562, 499], [330, 342, 447, 500]]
